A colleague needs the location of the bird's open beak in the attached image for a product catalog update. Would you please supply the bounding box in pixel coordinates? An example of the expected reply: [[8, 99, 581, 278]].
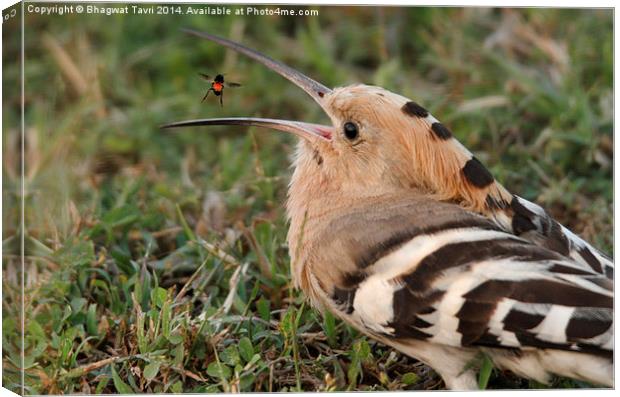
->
[[161, 29, 334, 143]]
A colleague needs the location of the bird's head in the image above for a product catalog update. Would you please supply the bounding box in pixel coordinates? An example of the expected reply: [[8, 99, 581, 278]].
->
[[162, 29, 512, 276]]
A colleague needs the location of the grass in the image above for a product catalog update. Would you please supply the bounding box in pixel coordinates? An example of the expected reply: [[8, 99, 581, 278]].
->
[[2, 6, 612, 393]]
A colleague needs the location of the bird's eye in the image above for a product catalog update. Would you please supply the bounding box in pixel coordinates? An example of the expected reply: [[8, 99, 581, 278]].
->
[[343, 122, 359, 140]]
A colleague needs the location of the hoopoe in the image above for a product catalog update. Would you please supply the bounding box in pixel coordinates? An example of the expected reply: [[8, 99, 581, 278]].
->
[[163, 29, 613, 389]]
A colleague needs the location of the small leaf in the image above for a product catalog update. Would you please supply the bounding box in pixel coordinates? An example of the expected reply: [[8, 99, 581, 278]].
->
[[176, 204, 196, 241], [173, 343, 185, 366], [111, 364, 134, 394], [167, 333, 183, 345], [102, 204, 140, 229], [151, 287, 167, 308], [478, 355, 493, 390], [246, 353, 261, 368], [401, 372, 419, 386], [95, 375, 110, 394], [239, 373, 255, 391], [353, 339, 372, 363], [220, 346, 240, 366], [30, 340, 48, 360], [256, 297, 271, 321], [279, 309, 294, 339], [70, 297, 87, 312], [53, 238, 95, 268], [347, 362, 360, 388], [27, 320, 46, 341], [323, 311, 336, 347], [86, 304, 98, 336], [161, 300, 171, 338], [171, 380, 183, 393], [24, 234, 53, 256], [143, 361, 160, 381], [204, 384, 220, 393], [238, 337, 254, 363], [207, 362, 231, 379]]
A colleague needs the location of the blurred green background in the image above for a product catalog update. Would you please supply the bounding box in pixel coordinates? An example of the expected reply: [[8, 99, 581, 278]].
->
[[2, 4, 612, 393]]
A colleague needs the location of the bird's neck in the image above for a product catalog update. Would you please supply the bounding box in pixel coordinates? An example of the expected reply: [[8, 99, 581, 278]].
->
[[285, 158, 398, 296]]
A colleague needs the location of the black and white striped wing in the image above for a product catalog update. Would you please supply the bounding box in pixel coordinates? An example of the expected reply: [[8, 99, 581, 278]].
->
[[320, 198, 613, 357], [352, 229, 612, 356], [385, 234, 611, 355], [493, 195, 613, 279]]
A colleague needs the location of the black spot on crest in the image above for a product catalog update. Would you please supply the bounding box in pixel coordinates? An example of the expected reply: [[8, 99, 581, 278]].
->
[[430, 122, 452, 140], [462, 157, 494, 188], [402, 101, 429, 118]]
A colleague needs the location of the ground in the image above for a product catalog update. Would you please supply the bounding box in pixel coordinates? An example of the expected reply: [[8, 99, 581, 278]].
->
[[2, 6, 612, 393]]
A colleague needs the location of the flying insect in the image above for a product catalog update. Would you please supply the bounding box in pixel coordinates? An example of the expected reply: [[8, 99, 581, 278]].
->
[[199, 73, 241, 107]]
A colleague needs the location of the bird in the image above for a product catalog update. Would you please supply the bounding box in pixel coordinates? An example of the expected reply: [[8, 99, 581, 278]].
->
[[162, 29, 613, 390]]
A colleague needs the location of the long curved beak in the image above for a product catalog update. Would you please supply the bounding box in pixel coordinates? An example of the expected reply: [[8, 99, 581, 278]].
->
[[181, 28, 332, 107], [161, 117, 332, 142]]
